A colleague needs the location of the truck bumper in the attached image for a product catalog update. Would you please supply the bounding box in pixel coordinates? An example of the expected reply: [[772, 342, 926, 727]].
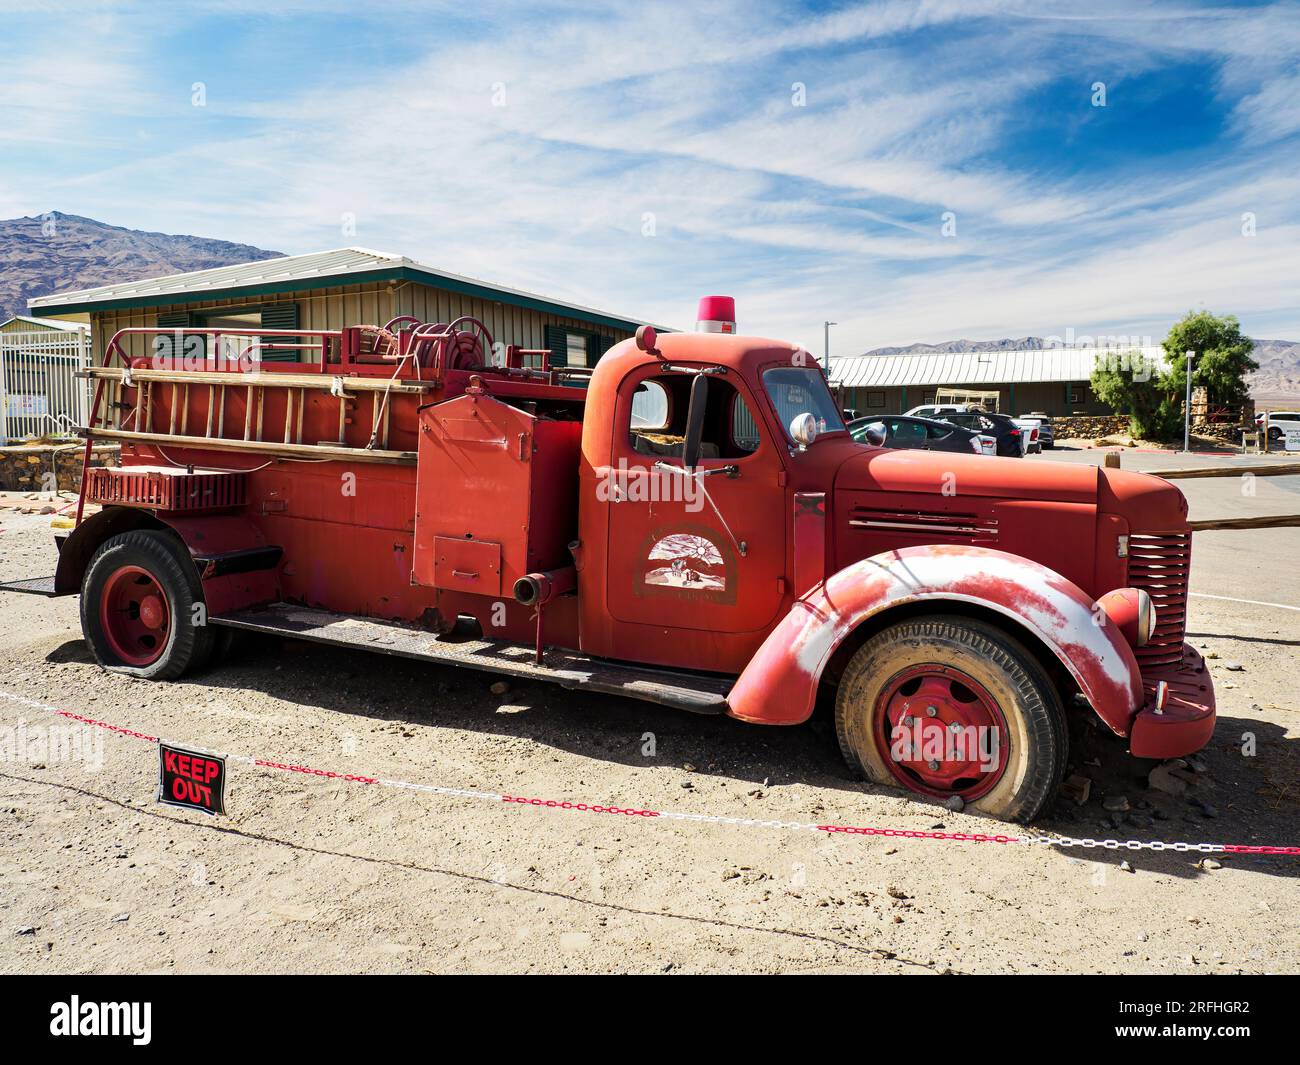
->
[[1128, 644, 1216, 759]]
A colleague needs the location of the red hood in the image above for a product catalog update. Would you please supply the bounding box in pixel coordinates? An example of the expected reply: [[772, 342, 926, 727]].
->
[[834, 448, 1101, 503]]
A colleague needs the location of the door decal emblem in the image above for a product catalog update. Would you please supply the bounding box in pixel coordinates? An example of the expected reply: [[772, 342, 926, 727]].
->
[[643, 533, 726, 591]]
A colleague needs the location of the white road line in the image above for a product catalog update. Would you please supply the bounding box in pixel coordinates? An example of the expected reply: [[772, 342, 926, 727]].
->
[[1190, 592, 1300, 613]]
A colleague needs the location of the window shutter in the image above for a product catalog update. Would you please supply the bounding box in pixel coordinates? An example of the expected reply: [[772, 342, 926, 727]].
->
[[155, 311, 195, 362], [260, 303, 300, 363], [594, 334, 615, 363], [543, 324, 568, 368]]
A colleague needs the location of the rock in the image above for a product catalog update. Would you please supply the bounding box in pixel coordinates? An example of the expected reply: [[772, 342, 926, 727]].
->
[[1061, 774, 1092, 805], [1137, 930, 1149, 942], [682, 763, 696, 772], [1119, 861, 1134, 873], [489, 680, 511, 696], [16, 927, 35, 936], [721, 869, 740, 881], [1197, 858, 1222, 871], [1222, 661, 1244, 672], [1103, 794, 1130, 812], [1149, 761, 1196, 797], [943, 795, 965, 812], [886, 885, 910, 900]]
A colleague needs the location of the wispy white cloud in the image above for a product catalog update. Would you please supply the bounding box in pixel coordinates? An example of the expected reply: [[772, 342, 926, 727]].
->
[[2, 0, 1298, 345]]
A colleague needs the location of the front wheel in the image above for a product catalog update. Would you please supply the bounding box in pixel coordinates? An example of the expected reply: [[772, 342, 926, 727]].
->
[[834, 616, 1067, 822], [81, 529, 213, 680]]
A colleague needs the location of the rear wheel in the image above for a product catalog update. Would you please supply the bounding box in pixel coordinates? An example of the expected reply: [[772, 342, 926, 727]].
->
[[81, 529, 213, 680], [834, 616, 1067, 822]]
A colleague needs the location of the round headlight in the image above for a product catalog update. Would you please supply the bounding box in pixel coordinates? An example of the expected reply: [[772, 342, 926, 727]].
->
[[789, 412, 818, 448], [1137, 589, 1157, 646], [1097, 587, 1155, 648]]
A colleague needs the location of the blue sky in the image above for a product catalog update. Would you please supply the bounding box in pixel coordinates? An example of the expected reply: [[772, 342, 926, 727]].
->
[[2, 1, 1298, 350]]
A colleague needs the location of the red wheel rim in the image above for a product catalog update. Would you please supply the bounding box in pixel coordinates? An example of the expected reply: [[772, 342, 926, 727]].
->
[[873, 664, 1010, 801], [99, 565, 171, 666]]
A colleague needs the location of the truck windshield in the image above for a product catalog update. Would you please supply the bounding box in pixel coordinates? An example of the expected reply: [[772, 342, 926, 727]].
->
[[762, 366, 846, 441]]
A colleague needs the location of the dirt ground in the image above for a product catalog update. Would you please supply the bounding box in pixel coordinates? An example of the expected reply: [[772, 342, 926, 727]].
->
[[0, 450, 1297, 974]]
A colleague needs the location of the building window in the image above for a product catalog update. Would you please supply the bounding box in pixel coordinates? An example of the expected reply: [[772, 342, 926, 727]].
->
[[566, 332, 588, 367], [543, 324, 616, 368], [160, 303, 302, 363], [865, 391, 886, 408]]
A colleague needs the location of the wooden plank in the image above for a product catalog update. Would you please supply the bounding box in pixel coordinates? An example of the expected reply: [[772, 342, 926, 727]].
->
[[1159, 462, 1300, 480], [84, 427, 416, 465], [1188, 515, 1300, 531]]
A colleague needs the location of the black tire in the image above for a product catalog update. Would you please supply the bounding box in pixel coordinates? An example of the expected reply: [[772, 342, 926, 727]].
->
[[80, 529, 213, 680], [834, 615, 1067, 822]]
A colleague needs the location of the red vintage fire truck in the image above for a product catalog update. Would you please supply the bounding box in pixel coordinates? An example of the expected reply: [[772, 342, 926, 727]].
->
[[2, 297, 1215, 821]]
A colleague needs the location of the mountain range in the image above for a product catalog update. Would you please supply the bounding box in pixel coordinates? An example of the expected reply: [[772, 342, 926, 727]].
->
[[0, 212, 280, 321], [1, 212, 1294, 402]]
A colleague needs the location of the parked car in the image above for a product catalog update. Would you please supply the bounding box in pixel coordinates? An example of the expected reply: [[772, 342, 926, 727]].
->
[[1012, 417, 1043, 454], [1021, 411, 1055, 449], [1255, 410, 1300, 444], [849, 415, 996, 456], [940, 411, 1028, 457], [904, 403, 972, 420]]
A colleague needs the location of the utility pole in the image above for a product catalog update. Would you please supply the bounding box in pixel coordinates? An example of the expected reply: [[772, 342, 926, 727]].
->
[[823, 321, 836, 377], [1182, 349, 1196, 453]]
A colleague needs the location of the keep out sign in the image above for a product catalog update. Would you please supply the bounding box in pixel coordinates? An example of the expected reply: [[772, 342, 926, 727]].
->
[[157, 743, 226, 816]]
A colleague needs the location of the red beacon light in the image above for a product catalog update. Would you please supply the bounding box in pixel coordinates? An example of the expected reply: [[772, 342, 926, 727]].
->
[[696, 295, 736, 334]]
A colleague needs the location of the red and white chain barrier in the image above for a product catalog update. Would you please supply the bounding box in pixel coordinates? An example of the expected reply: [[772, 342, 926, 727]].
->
[[2, 689, 1297, 856]]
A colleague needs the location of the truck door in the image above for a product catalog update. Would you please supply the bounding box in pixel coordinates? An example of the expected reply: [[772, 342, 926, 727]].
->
[[605, 363, 786, 636]]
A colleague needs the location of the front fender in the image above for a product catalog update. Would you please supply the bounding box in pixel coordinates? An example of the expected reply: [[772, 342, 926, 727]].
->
[[727, 545, 1143, 733]]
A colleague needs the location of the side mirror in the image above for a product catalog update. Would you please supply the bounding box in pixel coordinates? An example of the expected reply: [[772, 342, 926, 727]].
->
[[789, 412, 818, 448], [682, 373, 708, 469], [862, 421, 886, 447]]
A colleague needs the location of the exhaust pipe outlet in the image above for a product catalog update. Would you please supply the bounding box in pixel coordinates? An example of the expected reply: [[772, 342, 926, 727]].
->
[[513, 566, 576, 607]]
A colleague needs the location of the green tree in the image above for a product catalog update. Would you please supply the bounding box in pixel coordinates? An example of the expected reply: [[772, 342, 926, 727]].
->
[[1090, 350, 1180, 439], [1161, 310, 1257, 412]]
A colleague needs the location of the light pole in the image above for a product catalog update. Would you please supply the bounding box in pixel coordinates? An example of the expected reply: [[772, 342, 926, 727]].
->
[[823, 321, 836, 377], [1182, 349, 1196, 453]]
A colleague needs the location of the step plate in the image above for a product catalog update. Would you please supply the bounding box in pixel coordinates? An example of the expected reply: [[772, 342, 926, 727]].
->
[[212, 604, 732, 714], [0, 575, 58, 597]]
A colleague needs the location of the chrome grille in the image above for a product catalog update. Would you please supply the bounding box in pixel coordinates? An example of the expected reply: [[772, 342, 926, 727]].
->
[[1127, 532, 1190, 667]]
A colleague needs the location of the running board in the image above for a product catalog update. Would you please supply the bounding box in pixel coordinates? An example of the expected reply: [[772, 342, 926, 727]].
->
[[211, 603, 733, 714], [0, 575, 58, 597]]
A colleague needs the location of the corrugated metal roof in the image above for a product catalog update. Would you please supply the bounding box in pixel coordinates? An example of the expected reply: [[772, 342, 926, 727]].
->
[[27, 247, 669, 331], [0, 314, 85, 332], [830, 346, 1168, 388]]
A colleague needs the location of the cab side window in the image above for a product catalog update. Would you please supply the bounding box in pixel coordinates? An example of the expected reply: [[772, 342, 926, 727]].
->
[[886, 418, 926, 446], [627, 373, 761, 460]]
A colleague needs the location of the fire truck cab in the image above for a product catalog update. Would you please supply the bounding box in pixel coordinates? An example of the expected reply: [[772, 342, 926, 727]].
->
[[3, 298, 1216, 822]]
